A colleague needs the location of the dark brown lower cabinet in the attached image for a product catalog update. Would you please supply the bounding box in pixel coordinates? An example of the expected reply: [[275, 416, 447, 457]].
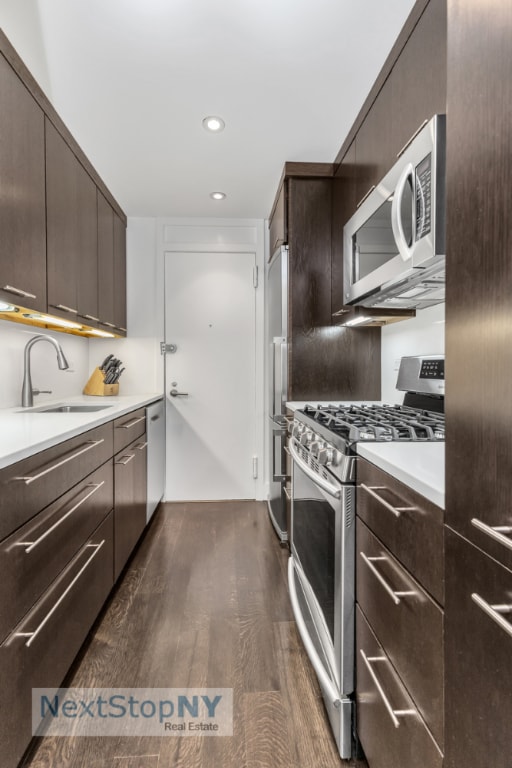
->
[[356, 607, 443, 768], [0, 512, 114, 768], [114, 434, 147, 580], [444, 527, 512, 768]]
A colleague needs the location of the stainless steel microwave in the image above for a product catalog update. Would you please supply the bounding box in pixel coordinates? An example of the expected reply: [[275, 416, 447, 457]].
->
[[343, 114, 446, 310]]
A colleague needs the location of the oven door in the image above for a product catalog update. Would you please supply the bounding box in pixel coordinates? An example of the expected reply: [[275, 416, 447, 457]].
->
[[288, 438, 355, 758]]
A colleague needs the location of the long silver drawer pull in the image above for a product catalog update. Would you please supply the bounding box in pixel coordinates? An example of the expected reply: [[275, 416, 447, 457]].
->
[[136, 441, 148, 450], [356, 185, 376, 209], [15, 482, 105, 553], [84, 314, 100, 322], [2, 284, 36, 299], [118, 416, 145, 429], [360, 553, 416, 605], [472, 593, 512, 639], [103, 322, 116, 328], [55, 304, 78, 314], [396, 119, 429, 158], [360, 650, 416, 728], [359, 483, 416, 518], [115, 453, 135, 465], [16, 541, 105, 648], [289, 439, 342, 500], [12, 440, 105, 485], [288, 558, 341, 709], [471, 518, 512, 552]]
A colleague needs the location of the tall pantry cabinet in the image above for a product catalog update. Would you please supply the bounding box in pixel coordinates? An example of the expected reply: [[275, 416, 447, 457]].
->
[[444, 2, 512, 766]]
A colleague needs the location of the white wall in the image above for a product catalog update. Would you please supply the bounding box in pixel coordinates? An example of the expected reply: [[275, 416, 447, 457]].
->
[[0, 320, 89, 409], [0, 0, 52, 98], [381, 303, 445, 403]]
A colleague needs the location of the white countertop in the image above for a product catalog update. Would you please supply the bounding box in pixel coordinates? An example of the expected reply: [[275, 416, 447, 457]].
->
[[0, 393, 163, 469], [356, 442, 445, 509]]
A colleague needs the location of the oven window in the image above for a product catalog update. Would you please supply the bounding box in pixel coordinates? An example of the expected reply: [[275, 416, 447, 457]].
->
[[292, 463, 335, 642]]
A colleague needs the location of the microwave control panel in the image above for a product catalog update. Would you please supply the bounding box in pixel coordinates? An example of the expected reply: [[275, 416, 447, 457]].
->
[[416, 153, 432, 240]]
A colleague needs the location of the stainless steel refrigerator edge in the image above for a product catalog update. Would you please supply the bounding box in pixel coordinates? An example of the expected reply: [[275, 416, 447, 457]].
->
[[267, 245, 289, 542]]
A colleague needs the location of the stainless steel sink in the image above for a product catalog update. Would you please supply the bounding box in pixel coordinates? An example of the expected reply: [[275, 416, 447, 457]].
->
[[19, 404, 113, 413]]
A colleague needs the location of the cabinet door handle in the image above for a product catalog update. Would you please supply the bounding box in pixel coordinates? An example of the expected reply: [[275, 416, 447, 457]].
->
[[103, 322, 116, 328], [115, 453, 135, 465], [118, 416, 145, 430], [359, 650, 416, 728], [12, 440, 105, 485], [356, 185, 376, 209], [472, 593, 512, 639], [360, 553, 416, 604], [359, 483, 416, 518], [2, 284, 36, 299], [13, 482, 106, 553], [83, 314, 100, 323], [54, 303, 78, 315], [471, 518, 512, 552], [136, 441, 148, 451], [14, 541, 105, 647]]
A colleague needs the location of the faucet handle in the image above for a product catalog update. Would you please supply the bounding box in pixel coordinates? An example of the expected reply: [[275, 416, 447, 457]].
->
[[32, 389, 52, 396]]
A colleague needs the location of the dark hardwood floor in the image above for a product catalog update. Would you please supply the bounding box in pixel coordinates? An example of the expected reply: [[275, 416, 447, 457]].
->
[[22, 501, 366, 768]]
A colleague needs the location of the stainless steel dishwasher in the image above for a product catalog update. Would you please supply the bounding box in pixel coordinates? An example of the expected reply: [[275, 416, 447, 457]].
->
[[146, 398, 165, 521]]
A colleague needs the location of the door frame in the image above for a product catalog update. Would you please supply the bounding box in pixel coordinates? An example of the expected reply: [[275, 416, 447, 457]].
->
[[156, 217, 267, 501]]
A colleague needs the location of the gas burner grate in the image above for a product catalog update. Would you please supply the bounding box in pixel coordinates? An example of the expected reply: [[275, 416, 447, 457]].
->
[[301, 403, 445, 442]]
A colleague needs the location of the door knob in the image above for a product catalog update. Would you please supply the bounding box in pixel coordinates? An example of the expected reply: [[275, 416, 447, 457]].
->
[[170, 389, 188, 397]]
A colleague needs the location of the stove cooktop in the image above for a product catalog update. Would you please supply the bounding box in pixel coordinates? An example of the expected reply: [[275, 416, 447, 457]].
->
[[297, 402, 445, 445]]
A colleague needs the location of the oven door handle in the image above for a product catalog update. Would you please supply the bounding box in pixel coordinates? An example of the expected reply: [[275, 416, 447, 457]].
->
[[289, 438, 342, 500], [288, 557, 342, 710]]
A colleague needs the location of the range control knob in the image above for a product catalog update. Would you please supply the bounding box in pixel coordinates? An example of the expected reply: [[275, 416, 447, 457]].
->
[[300, 430, 313, 446], [292, 423, 304, 439], [309, 440, 323, 458], [317, 447, 334, 466]]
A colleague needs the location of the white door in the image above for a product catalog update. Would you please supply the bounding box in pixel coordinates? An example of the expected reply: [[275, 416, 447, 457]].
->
[[164, 251, 257, 500]]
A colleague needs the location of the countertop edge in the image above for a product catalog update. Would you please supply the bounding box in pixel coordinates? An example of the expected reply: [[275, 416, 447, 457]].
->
[[0, 393, 164, 469]]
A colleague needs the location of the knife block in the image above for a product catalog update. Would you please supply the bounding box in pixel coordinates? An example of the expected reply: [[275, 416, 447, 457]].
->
[[83, 367, 119, 396]]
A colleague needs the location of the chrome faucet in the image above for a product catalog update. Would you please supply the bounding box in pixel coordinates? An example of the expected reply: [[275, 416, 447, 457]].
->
[[21, 334, 70, 407]]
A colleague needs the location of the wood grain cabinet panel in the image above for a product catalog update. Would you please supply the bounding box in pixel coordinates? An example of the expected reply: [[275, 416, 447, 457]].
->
[[444, 528, 512, 768], [0, 52, 46, 312], [0, 422, 113, 541], [357, 458, 444, 605], [269, 182, 286, 257], [357, 518, 444, 747], [46, 118, 97, 322], [356, 607, 443, 768], [0, 512, 114, 768], [97, 189, 115, 329], [113, 408, 146, 454], [113, 212, 127, 334], [114, 434, 147, 580]]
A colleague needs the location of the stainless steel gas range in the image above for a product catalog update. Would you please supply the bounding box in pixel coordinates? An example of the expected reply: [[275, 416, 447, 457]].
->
[[287, 355, 445, 759]]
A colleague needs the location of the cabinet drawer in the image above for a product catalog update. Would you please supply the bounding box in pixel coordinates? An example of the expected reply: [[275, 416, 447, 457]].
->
[[356, 519, 444, 747], [445, 528, 512, 768], [114, 434, 148, 579], [0, 460, 113, 643], [356, 607, 443, 768], [113, 407, 146, 453], [0, 512, 114, 768], [357, 458, 444, 604], [0, 422, 113, 541]]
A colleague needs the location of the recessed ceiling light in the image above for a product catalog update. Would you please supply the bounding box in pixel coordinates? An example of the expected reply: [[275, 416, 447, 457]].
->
[[202, 116, 225, 132], [210, 192, 226, 201]]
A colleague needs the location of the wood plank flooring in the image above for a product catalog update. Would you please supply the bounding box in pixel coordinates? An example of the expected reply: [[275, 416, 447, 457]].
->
[[22, 501, 367, 768]]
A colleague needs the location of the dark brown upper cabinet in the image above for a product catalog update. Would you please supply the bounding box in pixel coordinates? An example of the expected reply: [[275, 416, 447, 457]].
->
[[0, 52, 46, 313], [46, 119, 97, 323], [97, 192, 127, 336], [113, 214, 127, 334]]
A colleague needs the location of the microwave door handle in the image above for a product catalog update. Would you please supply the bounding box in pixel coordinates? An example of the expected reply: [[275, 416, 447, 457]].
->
[[391, 163, 414, 262]]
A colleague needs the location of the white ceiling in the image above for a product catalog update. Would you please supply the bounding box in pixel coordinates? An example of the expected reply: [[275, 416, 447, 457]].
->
[[3, 0, 417, 219]]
